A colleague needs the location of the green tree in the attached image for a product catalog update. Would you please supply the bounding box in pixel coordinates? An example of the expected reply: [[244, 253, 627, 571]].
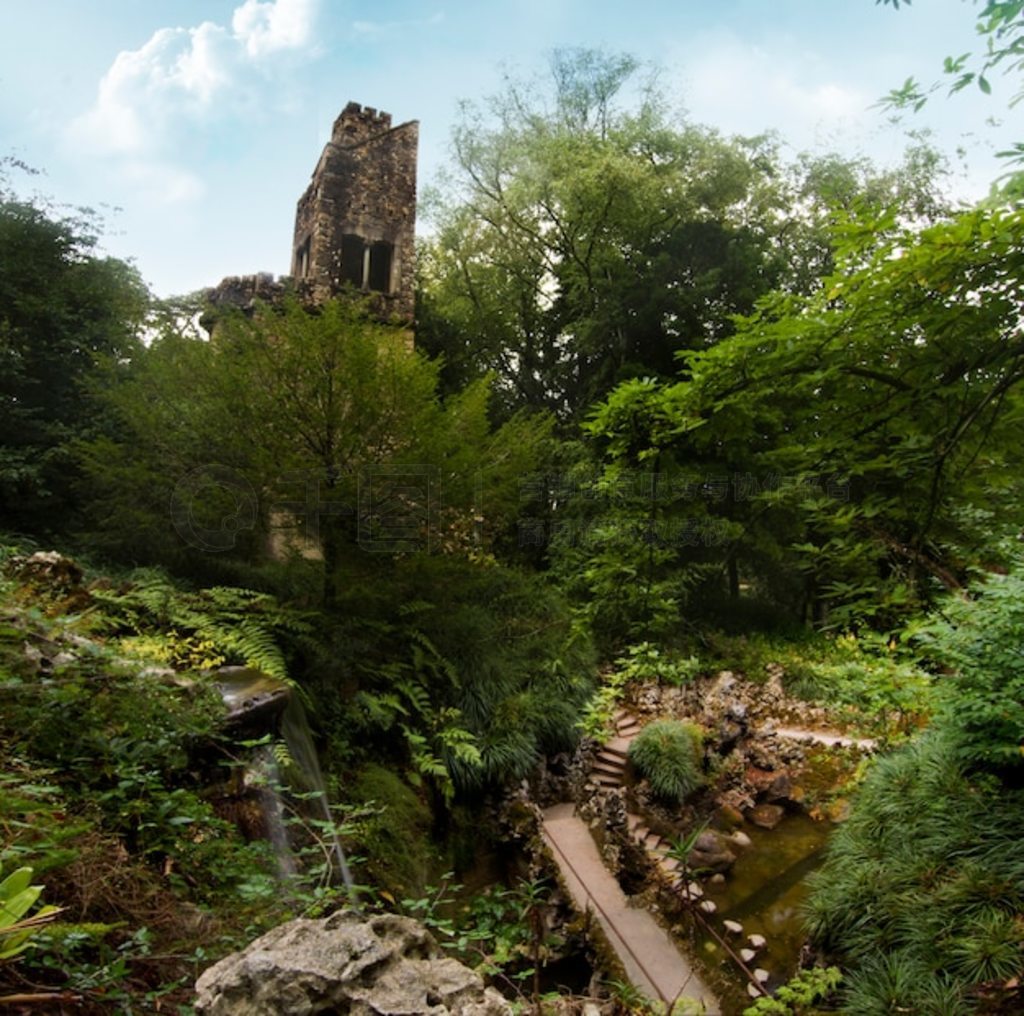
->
[[584, 202, 1024, 631], [81, 295, 550, 601], [420, 50, 950, 422], [0, 164, 148, 535]]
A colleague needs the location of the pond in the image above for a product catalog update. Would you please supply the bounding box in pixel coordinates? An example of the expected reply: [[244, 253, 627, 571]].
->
[[694, 811, 832, 1014]]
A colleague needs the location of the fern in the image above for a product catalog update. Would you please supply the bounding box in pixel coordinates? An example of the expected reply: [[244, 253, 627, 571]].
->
[[89, 570, 310, 682]]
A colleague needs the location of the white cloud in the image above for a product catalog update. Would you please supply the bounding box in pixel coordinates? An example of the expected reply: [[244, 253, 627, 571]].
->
[[233, 0, 317, 58], [68, 0, 319, 200]]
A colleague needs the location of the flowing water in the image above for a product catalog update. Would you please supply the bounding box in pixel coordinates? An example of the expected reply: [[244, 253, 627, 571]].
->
[[279, 694, 358, 900], [215, 667, 357, 902]]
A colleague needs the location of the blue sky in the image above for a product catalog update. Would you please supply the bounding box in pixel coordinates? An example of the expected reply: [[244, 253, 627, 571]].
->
[[0, 1, 1013, 297]]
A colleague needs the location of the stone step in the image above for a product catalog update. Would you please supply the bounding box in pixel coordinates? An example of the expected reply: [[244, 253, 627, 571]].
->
[[591, 759, 626, 775], [632, 826, 650, 844], [596, 745, 628, 761], [595, 776, 621, 788], [658, 857, 681, 873], [644, 832, 663, 850], [616, 718, 641, 733], [626, 813, 643, 831]]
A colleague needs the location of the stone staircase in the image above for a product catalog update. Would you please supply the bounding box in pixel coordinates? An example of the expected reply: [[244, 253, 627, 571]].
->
[[588, 708, 715, 911]]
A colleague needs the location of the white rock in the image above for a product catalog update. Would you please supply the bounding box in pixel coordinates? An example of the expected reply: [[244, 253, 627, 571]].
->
[[754, 968, 770, 984], [740, 948, 756, 963], [730, 831, 753, 848], [698, 899, 717, 914], [723, 920, 743, 935], [747, 933, 767, 950], [747, 983, 761, 999]]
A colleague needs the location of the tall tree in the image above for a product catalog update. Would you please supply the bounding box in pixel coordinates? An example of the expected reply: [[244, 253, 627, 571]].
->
[[419, 49, 949, 422], [81, 296, 550, 601], [585, 203, 1024, 631], [0, 166, 148, 535]]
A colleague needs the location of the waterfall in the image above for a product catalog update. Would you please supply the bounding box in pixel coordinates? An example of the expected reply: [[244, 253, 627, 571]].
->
[[255, 744, 297, 880], [279, 694, 358, 902], [215, 666, 358, 904]]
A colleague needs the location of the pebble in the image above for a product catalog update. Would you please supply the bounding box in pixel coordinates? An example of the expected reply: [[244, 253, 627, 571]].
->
[[740, 948, 756, 963], [754, 968, 770, 984], [699, 899, 717, 914], [709, 873, 726, 885], [729, 830, 752, 847], [747, 933, 767, 950], [723, 920, 743, 935]]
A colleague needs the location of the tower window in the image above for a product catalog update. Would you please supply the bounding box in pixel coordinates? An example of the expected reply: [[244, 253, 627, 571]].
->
[[368, 242, 393, 293], [341, 234, 365, 287], [340, 233, 393, 294]]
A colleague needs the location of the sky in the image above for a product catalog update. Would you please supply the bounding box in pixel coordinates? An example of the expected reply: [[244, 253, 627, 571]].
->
[[0, 0, 1015, 297]]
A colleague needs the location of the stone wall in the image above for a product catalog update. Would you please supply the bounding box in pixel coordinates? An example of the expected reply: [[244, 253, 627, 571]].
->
[[291, 101, 418, 323]]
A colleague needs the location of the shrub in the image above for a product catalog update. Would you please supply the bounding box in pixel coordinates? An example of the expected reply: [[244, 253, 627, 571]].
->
[[805, 727, 1024, 1014], [914, 562, 1024, 772], [628, 720, 704, 803]]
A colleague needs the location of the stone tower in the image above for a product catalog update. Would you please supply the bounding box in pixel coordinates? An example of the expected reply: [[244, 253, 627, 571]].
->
[[291, 102, 418, 323]]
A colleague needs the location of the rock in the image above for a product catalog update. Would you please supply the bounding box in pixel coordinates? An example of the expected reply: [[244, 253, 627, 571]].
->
[[754, 968, 770, 984], [689, 829, 737, 873], [726, 700, 748, 723], [747, 933, 767, 950], [195, 910, 511, 1016], [747, 804, 785, 830], [729, 830, 752, 848], [723, 920, 743, 935], [828, 798, 851, 823], [717, 719, 744, 753], [7, 551, 84, 590], [709, 873, 726, 885], [716, 803, 745, 827], [766, 773, 794, 803], [747, 983, 762, 999], [740, 948, 757, 963], [215, 666, 290, 728], [698, 899, 717, 914]]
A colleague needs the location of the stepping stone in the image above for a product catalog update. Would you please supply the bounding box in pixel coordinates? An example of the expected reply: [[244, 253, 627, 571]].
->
[[754, 969, 770, 984], [591, 762, 625, 777], [674, 879, 703, 899], [740, 948, 756, 963], [747, 934, 766, 951], [723, 920, 743, 935], [595, 776, 621, 787], [699, 899, 717, 914], [644, 832, 662, 849], [626, 814, 643, 831], [597, 745, 628, 760], [659, 857, 680, 872], [747, 983, 761, 999]]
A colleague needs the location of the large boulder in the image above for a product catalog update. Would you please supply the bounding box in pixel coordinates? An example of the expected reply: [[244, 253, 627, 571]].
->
[[688, 829, 737, 873], [194, 910, 511, 1016]]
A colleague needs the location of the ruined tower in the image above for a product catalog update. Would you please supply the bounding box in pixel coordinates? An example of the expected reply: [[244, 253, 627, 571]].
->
[[291, 102, 418, 323]]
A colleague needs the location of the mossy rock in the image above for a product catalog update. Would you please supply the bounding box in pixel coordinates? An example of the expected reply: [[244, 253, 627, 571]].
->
[[347, 764, 436, 897]]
